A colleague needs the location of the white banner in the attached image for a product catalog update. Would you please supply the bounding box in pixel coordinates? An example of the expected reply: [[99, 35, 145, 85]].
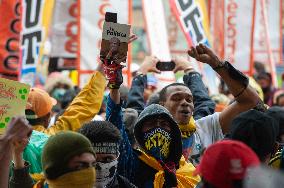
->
[[79, 0, 130, 86], [142, 0, 171, 61], [223, 0, 255, 74], [50, 0, 77, 58], [254, 0, 282, 65], [20, 0, 45, 86], [142, 0, 175, 89]]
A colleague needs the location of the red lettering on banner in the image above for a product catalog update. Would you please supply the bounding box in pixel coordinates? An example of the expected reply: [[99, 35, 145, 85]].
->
[[65, 2, 78, 54], [226, 0, 238, 64]]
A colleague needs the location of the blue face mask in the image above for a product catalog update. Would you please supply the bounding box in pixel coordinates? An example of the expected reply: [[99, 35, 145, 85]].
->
[[52, 88, 66, 101], [143, 127, 172, 161]]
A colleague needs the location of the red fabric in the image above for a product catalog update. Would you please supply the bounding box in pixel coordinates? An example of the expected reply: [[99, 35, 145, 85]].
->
[[195, 140, 260, 188]]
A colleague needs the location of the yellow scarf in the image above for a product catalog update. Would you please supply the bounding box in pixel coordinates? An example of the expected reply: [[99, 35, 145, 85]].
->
[[138, 150, 200, 188], [179, 117, 196, 138], [33, 167, 96, 188]]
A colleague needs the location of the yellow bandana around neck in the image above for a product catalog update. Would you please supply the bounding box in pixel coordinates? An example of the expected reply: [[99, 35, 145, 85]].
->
[[45, 167, 96, 188], [179, 117, 196, 138], [138, 150, 200, 188]]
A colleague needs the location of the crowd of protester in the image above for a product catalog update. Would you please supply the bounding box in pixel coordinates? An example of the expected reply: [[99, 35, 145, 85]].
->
[[1, 35, 284, 188]]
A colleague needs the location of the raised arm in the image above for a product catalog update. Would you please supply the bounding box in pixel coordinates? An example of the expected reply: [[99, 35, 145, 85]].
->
[[10, 138, 34, 188], [173, 57, 215, 120], [188, 44, 260, 133], [107, 85, 139, 181], [44, 62, 106, 135], [0, 117, 32, 188], [126, 56, 160, 114]]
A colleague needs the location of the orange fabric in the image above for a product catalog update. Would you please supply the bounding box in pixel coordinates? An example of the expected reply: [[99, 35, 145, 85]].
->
[[26, 88, 57, 118]]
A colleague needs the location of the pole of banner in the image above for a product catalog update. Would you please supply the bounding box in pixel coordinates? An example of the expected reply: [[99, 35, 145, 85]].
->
[[76, 0, 81, 86], [249, 0, 256, 76], [260, 0, 277, 87], [127, 0, 133, 87]]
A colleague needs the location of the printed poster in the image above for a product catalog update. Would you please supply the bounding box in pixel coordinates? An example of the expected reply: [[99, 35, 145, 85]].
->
[[0, 78, 30, 135]]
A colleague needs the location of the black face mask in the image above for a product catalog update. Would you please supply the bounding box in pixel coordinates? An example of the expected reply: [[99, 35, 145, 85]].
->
[[143, 127, 172, 161]]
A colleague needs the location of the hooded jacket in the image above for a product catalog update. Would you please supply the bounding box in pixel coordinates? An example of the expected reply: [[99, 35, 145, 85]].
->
[[134, 104, 182, 165], [106, 96, 199, 188]]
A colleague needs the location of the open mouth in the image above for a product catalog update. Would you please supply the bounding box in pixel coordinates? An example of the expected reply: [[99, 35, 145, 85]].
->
[[179, 110, 191, 116]]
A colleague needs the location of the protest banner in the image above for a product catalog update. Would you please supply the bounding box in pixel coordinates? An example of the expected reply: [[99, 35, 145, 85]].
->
[[170, 0, 219, 93], [0, 78, 30, 135], [254, 0, 282, 65], [50, 0, 77, 58], [253, 0, 282, 86], [169, 0, 211, 47], [78, 0, 131, 86], [210, 0, 256, 75], [0, 0, 20, 80], [20, 0, 54, 86], [142, 0, 175, 89]]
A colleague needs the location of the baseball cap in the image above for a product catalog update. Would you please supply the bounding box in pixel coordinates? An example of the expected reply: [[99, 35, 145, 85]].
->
[[25, 88, 57, 119], [229, 110, 278, 160], [195, 140, 260, 188]]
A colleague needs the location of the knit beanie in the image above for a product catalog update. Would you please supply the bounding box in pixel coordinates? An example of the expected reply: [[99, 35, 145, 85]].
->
[[42, 131, 96, 180]]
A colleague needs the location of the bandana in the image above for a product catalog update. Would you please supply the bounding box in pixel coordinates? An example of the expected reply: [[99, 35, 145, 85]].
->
[[45, 167, 96, 188], [93, 142, 120, 155], [137, 149, 200, 188], [95, 158, 118, 188], [143, 127, 172, 161], [179, 116, 196, 138]]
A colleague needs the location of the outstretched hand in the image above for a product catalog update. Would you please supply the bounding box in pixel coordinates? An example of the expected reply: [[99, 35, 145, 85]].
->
[[188, 44, 221, 68]]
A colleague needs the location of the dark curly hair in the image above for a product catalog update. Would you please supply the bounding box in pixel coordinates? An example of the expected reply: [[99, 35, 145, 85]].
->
[[78, 121, 122, 144]]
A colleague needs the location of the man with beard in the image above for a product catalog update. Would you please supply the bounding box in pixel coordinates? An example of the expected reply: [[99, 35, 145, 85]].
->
[[126, 44, 260, 164]]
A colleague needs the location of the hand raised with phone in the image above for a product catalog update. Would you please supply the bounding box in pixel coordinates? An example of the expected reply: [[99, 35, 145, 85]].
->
[[172, 56, 195, 73], [138, 56, 161, 75]]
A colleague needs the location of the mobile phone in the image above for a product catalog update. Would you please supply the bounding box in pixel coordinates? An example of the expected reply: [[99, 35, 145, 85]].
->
[[156, 61, 175, 71], [105, 12, 117, 23]]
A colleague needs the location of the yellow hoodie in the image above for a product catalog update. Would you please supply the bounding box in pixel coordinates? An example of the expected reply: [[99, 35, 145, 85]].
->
[[33, 71, 106, 135]]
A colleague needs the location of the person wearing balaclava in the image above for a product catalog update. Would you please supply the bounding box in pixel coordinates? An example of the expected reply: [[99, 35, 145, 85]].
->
[[106, 87, 200, 187], [79, 121, 136, 188], [9, 131, 96, 188]]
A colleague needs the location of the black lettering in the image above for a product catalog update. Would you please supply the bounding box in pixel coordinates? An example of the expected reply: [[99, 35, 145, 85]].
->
[[10, 19, 20, 34], [183, 7, 204, 43], [178, 0, 193, 11], [22, 31, 41, 64], [15, 2, 21, 16], [25, 0, 42, 28], [5, 38, 18, 52], [4, 55, 19, 71]]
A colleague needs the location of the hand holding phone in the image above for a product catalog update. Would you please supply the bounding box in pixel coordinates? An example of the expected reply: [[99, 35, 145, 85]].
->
[[156, 61, 176, 71]]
